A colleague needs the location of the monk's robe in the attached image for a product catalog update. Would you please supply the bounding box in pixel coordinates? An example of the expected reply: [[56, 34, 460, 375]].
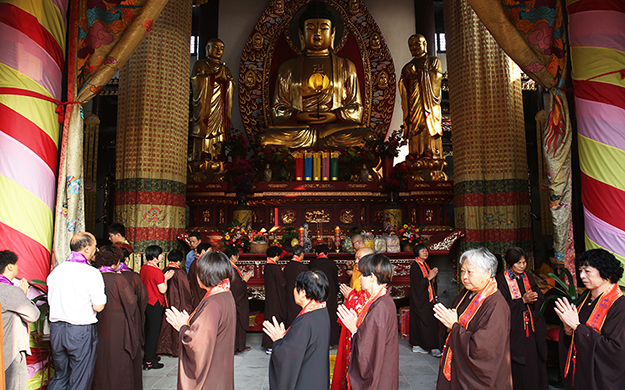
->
[[559, 288, 625, 390], [156, 265, 193, 356], [436, 286, 512, 390], [269, 307, 331, 389], [188, 260, 204, 309], [93, 273, 142, 390], [409, 259, 441, 350], [348, 292, 399, 390], [230, 264, 250, 352], [308, 255, 340, 345], [262, 262, 287, 349], [284, 258, 308, 327], [178, 291, 236, 390], [120, 269, 148, 345], [496, 271, 548, 390]]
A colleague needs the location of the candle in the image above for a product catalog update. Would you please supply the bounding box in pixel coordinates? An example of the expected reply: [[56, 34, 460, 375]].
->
[[334, 226, 341, 250], [304, 152, 313, 181], [313, 152, 321, 181], [294, 151, 303, 181], [330, 151, 339, 181], [299, 226, 305, 246], [322, 151, 330, 181]]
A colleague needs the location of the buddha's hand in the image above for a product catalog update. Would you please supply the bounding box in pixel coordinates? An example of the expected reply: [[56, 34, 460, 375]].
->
[[297, 111, 337, 124]]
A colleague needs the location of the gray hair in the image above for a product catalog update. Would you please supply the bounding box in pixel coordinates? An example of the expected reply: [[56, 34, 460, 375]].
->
[[459, 248, 497, 278]]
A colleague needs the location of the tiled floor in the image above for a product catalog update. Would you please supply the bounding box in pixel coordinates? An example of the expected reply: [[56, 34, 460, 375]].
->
[[143, 332, 560, 389]]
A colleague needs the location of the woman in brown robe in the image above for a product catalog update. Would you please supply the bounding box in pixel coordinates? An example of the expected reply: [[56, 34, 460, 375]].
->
[[555, 249, 625, 390], [338, 254, 399, 390], [156, 249, 193, 357], [166, 251, 236, 390], [434, 248, 512, 390], [224, 246, 251, 354], [496, 247, 548, 390], [92, 246, 143, 390]]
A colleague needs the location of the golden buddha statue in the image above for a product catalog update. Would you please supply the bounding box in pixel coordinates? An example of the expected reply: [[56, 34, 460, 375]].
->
[[399, 34, 442, 159], [261, 1, 371, 149], [191, 38, 234, 160]]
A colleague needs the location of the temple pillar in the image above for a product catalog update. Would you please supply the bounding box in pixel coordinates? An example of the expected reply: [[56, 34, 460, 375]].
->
[[443, 0, 531, 255], [568, 1, 625, 281], [414, 0, 436, 56], [115, 0, 192, 252]]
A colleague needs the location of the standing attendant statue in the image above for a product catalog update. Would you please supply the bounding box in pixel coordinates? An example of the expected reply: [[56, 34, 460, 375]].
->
[[399, 34, 442, 159], [191, 38, 235, 161]]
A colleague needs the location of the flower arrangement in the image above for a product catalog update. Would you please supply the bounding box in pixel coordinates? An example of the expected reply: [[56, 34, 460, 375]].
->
[[364, 126, 407, 158], [384, 161, 410, 191], [340, 146, 377, 166], [221, 222, 254, 252], [220, 129, 251, 157], [397, 223, 423, 247], [225, 159, 256, 193]]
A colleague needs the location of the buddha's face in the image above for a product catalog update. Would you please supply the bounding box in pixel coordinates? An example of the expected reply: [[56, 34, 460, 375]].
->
[[408, 35, 427, 57], [206, 41, 225, 60], [301, 18, 334, 51]]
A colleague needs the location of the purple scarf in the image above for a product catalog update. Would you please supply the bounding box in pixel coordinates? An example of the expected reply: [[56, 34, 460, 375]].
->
[[98, 266, 118, 273], [65, 252, 89, 264], [117, 263, 131, 272], [0, 275, 13, 286]]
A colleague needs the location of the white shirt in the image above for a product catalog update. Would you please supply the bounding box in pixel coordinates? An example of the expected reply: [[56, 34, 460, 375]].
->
[[47, 260, 107, 325]]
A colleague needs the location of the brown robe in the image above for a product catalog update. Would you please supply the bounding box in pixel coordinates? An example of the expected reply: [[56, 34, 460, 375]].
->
[[178, 291, 236, 390], [230, 265, 250, 352], [284, 259, 308, 327], [188, 260, 203, 309], [348, 292, 399, 390], [262, 263, 287, 349], [409, 260, 441, 350], [120, 270, 148, 345], [93, 272, 143, 390], [156, 267, 193, 356], [559, 292, 625, 390], [308, 256, 340, 345], [496, 272, 548, 390], [436, 288, 512, 390]]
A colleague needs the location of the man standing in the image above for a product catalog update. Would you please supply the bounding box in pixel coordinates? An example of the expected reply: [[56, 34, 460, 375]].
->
[[0, 250, 40, 390], [309, 244, 340, 346], [108, 223, 133, 254], [185, 232, 202, 274], [47, 232, 107, 390]]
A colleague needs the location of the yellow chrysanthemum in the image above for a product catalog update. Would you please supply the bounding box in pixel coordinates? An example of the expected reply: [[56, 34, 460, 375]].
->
[[225, 235, 230, 240]]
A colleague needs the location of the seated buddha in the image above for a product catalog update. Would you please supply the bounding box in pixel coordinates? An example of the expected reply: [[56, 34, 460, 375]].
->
[[261, 1, 372, 149]]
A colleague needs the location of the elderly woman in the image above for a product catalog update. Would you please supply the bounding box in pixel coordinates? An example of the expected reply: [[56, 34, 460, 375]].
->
[[496, 247, 548, 390], [166, 251, 236, 390], [263, 270, 331, 389], [555, 249, 625, 389], [433, 248, 512, 390], [337, 254, 398, 390], [410, 243, 442, 357]]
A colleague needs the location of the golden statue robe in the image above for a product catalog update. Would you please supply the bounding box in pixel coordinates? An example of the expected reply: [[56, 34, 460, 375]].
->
[[399, 56, 442, 158], [264, 53, 368, 148], [191, 60, 234, 160]]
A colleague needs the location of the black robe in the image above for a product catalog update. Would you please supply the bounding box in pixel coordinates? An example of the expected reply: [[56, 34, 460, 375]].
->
[[230, 265, 250, 352], [496, 272, 548, 390], [308, 256, 340, 345], [269, 308, 331, 390], [263, 263, 287, 349], [559, 292, 625, 390], [120, 269, 148, 345], [436, 288, 512, 390], [348, 292, 398, 390], [284, 260, 308, 327], [188, 260, 204, 309], [156, 267, 193, 356], [93, 272, 143, 390], [409, 260, 441, 350]]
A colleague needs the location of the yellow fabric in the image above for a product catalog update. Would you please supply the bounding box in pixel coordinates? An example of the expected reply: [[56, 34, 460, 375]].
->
[[571, 47, 625, 87], [578, 134, 625, 192], [585, 235, 625, 287], [350, 268, 361, 291], [1, 0, 66, 51], [0, 174, 52, 250]]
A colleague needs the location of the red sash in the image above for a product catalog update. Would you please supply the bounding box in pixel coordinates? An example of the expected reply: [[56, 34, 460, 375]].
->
[[167, 262, 180, 269], [231, 262, 243, 278], [292, 255, 303, 263], [564, 283, 623, 383], [187, 279, 230, 325], [266, 257, 277, 265], [416, 259, 434, 303], [441, 278, 498, 381], [504, 268, 535, 335], [286, 300, 326, 333], [355, 285, 387, 328]]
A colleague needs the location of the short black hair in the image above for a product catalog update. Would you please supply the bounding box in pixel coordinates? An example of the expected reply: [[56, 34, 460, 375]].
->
[[296, 270, 329, 302], [121, 247, 130, 259], [413, 243, 428, 257], [189, 231, 202, 241], [292, 245, 304, 257], [576, 249, 624, 284], [504, 247, 526, 268], [168, 249, 183, 264], [314, 244, 329, 256], [0, 250, 18, 274], [299, 1, 335, 32], [267, 246, 282, 259], [94, 245, 123, 267], [70, 233, 94, 252], [108, 223, 126, 237], [223, 246, 240, 260], [196, 243, 211, 254], [359, 254, 393, 284], [197, 251, 234, 288], [145, 245, 163, 261]]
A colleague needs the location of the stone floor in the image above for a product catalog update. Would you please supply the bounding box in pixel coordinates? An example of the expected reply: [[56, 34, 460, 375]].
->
[[143, 332, 561, 389]]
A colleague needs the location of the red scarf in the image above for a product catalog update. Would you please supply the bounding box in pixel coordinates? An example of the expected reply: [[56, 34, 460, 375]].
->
[[167, 262, 181, 269], [564, 283, 623, 383], [266, 257, 278, 265], [231, 262, 243, 278], [286, 300, 327, 333], [441, 278, 499, 382], [505, 268, 535, 335], [355, 285, 387, 328], [292, 255, 303, 263], [416, 259, 434, 303], [188, 279, 230, 325]]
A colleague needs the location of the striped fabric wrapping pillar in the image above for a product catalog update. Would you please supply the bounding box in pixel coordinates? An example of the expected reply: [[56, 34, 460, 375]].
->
[[569, 0, 625, 284], [0, 0, 67, 282], [115, 0, 191, 254], [444, 0, 532, 255]]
